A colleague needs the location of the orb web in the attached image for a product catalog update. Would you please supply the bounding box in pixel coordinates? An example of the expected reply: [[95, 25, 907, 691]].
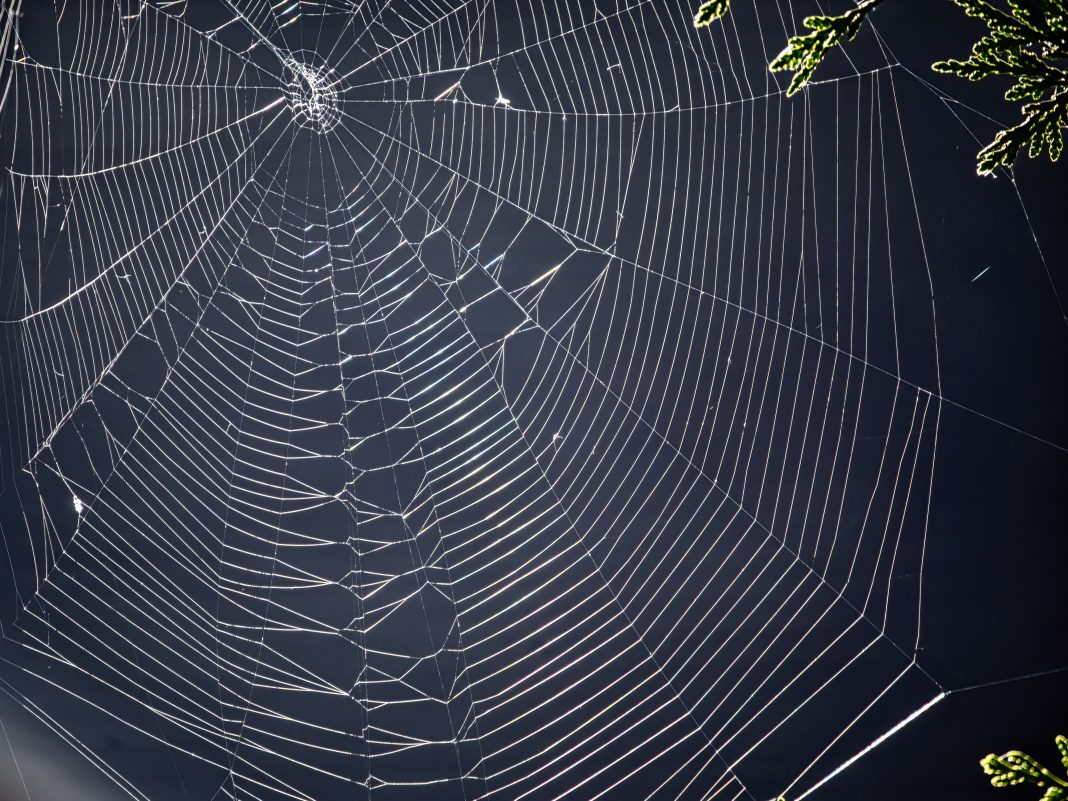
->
[[0, 1, 947, 800], [285, 57, 341, 133]]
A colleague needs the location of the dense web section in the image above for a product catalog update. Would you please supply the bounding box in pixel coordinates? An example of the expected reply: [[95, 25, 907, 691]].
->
[[0, 1, 947, 799]]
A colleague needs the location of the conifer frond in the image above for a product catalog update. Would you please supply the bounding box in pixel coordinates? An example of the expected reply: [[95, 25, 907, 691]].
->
[[933, 0, 1068, 173], [981, 735, 1068, 800], [768, 0, 884, 95], [694, 0, 731, 28]]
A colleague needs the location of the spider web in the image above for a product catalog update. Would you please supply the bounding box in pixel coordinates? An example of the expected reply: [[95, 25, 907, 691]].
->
[[0, 1, 948, 799]]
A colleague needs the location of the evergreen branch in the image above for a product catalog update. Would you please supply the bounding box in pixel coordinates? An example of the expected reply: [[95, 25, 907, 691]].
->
[[933, 0, 1068, 172], [691, 0, 1068, 174], [694, 0, 731, 28], [981, 735, 1068, 800], [975, 91, 1068, 171], [768, 0, 885, 95]]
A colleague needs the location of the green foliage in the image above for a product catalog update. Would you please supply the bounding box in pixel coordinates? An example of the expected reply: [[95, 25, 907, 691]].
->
[[767, 0, 885, 95], [982, 734, 1068, 800], [932, 0, 1068, 173], [694, 0, 731, 27], [692, 0, 1068, 174]]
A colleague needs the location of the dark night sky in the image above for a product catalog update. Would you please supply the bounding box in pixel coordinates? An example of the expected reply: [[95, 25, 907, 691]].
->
[[0, 1, 1064, 800], [813, 1, 1068, 797]]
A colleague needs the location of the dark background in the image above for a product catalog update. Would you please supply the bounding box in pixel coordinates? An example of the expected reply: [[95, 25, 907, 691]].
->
[[0, 1, 1064, 800], [821, 1, 1068, 797]]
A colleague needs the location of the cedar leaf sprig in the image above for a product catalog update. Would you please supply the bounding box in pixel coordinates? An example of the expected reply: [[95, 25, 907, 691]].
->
[[981, 734, 1068, 800], [694, 0, 732, 27], [768, 0, 885, 95], [933, 0, 1068, 173]]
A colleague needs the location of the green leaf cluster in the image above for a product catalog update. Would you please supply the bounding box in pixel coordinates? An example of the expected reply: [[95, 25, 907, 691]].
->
[[694, 0, 732, 27], [693, 0, 1068, 174], [932, 0, 1068, 173], [982, 734, 1068, 800], [767, 0, 884, 95]]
